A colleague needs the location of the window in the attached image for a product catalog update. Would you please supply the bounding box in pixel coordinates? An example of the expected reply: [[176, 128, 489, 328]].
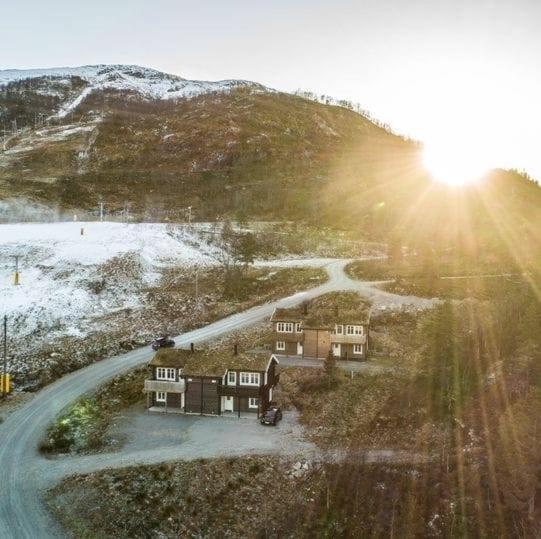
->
[[346, 325, 363, 336], [240, 372, 260, 386], [156, 367, 176, 380], [276, 322, 293, 333], [227, 371, 236, 385], [156, 391, 166, 402], [276, 341, 286, 351], [295, 322, 303, 333], [248, 397, 259, 409], [335, 325, 343, 335], [353, 344, 363, 354]]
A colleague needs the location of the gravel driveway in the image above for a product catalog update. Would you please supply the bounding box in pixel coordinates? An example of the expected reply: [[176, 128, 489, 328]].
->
[[38, 408, 315, 484]]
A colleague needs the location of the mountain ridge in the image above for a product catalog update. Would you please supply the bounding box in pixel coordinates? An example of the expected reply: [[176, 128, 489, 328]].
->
[[0, 64, 267, 120]]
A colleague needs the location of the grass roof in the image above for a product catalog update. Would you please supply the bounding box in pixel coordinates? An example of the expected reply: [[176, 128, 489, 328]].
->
[[271, 292, 370, 328], [150, 348, 273, 376], [149, 349, 191, 368]]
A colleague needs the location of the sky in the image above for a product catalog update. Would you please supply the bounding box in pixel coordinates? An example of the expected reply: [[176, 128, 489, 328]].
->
[[2, 0, 541, 179]]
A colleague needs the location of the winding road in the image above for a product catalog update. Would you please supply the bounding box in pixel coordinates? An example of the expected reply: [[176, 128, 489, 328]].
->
[[0, 258, 434, 538]]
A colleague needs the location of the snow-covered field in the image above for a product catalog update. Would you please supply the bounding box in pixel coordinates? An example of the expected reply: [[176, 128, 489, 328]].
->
[[0, 222, 217, 344]]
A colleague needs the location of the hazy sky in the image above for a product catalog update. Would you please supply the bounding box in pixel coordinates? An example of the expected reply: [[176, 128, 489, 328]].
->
[[3, 0, 541, 179]]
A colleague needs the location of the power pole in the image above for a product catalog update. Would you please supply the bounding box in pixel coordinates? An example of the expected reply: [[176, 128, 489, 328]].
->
[[2, 315, 7, 399], [123, 202, 130, 224], [195, 267, 199, 306]]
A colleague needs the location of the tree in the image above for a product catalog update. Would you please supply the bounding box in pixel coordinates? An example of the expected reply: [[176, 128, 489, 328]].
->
[[324, 351, 337, 388], [494, 389, 541, 529], [233, 232, 258, 267]]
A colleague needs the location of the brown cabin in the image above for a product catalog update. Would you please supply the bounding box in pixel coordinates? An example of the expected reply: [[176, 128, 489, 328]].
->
[[270, 292, 370, 360], [144, 348, 279, 417]]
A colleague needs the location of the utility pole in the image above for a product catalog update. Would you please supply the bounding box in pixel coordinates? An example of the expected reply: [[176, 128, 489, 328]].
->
[[99, 200, 104, 222], [195, 267, 199, 307], [2, 315, 7, 399]]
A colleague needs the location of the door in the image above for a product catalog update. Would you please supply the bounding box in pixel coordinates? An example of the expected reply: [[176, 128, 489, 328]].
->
[[297, 342, 303, 355], [223, 396, 234, 412], [332, 343, 341, 357], [185, 378, 220, 414]]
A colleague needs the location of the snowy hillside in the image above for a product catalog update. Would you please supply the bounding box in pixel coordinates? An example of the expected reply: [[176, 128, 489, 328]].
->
[[0, 222, 218, 351], [0, 64, 267, 117]]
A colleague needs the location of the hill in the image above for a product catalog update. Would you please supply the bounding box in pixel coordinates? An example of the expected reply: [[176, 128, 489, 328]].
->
[[0, 64, 540, 267]]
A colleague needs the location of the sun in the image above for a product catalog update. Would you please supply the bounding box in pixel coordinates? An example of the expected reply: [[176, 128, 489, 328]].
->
[[423, 141, 489, 186]]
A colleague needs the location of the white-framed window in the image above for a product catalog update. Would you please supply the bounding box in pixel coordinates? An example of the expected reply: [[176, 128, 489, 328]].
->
[[335, 324, 343, 335], [295, 322, 303, 333], [346, 325, 363, 336], [156, 367, 176, 380], [353, 344, 363, 354], [276, 341, 286, 351], [248, 397, 259, 409], [276, 322, 294, 333], [240, 372, 260, 386], [333, 343, 341, 357], [156, 391, 166, 402], [227, 371, 237, 385]]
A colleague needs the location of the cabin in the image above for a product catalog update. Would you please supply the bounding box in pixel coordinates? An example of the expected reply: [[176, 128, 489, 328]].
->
[[270, 292, 370, 360], [144, 347, 279, 417]]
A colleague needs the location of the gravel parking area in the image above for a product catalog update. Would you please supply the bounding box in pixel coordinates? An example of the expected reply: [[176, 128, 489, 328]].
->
[[38, 406, 316, 484]]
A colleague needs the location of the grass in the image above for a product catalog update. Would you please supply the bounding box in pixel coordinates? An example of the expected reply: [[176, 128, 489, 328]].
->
[[346, 257, 533, 300], [40, 368, 147, 454], [46, 456, 323, 539]]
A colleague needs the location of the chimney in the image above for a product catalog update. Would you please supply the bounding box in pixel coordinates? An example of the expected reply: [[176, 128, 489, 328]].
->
[[234, 343, 238, 356], [190, 342, 195, 353]]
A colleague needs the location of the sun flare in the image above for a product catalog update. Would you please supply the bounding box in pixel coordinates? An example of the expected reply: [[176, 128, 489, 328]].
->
[[423, 141, 489, 186]]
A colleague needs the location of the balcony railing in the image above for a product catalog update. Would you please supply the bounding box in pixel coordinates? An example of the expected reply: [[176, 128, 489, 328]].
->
[[144, 379, 185, 393], [330, 333, 366, 344]]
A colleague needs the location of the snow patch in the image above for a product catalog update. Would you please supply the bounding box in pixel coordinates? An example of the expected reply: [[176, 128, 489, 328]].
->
[[0, 222, 218, 344], [0, 65, 269, 118]]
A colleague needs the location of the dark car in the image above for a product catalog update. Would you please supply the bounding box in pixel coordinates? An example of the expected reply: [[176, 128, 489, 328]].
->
[[260, 406, 282, 426], [151, 336, 175, 351]]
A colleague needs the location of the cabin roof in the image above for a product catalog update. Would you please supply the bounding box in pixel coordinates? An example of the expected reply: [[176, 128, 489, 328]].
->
[[149, 348, 190, 369], [270, 292, 370, 328], [150, 348, 273, 376]]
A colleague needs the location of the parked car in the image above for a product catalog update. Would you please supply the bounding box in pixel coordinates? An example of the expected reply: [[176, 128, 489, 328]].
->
[[151, 336, 175, 351], [260, 406, 282, 426]]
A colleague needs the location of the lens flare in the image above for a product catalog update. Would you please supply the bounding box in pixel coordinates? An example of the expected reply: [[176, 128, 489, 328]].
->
[[423, 141, 489, 186]]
